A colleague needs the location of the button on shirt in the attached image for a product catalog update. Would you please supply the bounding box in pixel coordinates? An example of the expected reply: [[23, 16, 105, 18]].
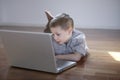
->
[[52, 29, 88, 56]]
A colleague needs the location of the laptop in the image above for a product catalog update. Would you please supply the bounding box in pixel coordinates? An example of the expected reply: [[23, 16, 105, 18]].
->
[[0, 30, 76, 73]]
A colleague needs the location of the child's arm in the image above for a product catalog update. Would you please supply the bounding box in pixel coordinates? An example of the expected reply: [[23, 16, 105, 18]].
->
[[55, 52, 83, 62]]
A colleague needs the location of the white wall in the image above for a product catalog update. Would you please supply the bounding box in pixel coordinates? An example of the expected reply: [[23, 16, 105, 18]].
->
[[0, 0, 3, 23], [0, 0, 120, 29]]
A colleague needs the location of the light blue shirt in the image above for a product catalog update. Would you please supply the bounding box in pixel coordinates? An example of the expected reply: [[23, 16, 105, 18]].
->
[[52, 29, 88, 56]]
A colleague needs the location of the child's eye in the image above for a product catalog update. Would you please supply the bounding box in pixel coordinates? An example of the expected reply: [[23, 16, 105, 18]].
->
[[52, 34, 60, 37], [52, 34, 55, 37], [56, 34, 60, 36]]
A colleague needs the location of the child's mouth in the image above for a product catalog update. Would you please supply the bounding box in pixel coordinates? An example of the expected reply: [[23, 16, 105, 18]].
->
[[57, 41, 62, 44]]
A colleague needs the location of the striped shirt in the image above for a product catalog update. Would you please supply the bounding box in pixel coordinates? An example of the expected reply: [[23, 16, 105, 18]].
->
[[52, 29, 88, 56]]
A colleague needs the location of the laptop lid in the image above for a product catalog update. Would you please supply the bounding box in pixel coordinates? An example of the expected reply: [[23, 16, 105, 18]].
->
[[0, 30, 59, 73]]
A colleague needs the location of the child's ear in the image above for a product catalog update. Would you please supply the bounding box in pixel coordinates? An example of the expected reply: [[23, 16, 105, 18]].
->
[[67, 27, 73, 34], [45, 10, 54, 21]]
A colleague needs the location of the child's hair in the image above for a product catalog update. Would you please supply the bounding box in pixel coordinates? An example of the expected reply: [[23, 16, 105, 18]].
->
[[49, 13, 74, 30]]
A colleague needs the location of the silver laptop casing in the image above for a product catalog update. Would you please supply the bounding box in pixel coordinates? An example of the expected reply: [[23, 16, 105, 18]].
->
[[0, 30, 76, 73]]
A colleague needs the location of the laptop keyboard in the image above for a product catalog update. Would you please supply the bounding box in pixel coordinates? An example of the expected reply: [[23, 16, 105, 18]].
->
[[56, 59, 71, 68], [56, 59, 76, 72]]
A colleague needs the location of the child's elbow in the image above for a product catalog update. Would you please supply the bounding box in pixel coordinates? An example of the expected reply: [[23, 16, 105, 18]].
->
[[73, 53, 82, 62], [74, 57, 81, 62]]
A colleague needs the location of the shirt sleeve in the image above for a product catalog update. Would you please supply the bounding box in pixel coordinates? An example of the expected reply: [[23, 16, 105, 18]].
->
[[70, 33, 88, 56]]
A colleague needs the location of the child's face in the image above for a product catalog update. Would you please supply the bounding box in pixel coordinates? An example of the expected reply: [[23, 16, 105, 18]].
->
[[50, 26, 72, 44]]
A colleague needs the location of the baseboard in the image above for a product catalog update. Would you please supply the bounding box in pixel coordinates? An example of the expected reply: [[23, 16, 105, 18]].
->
[[0, 23, 120, 30]]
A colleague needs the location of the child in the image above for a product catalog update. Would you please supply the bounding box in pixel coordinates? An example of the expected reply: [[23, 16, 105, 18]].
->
[[44, 11, 88, 62]]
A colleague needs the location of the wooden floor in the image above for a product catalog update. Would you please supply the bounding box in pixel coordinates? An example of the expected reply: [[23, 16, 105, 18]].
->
[[0, 26, 120, 80]]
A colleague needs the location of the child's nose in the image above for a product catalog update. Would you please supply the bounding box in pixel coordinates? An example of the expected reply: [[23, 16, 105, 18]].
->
[[54, 35, 59, 41]]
